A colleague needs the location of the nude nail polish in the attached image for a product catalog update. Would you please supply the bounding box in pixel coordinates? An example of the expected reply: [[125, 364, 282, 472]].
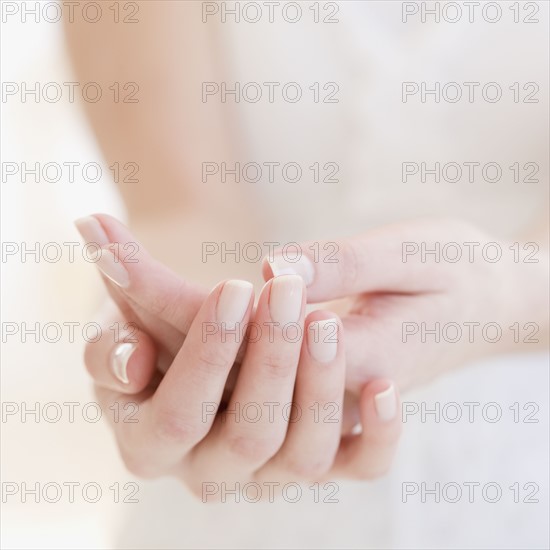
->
[[111, 342, 136, 385], [267, 254, 314, 286], [95, 248, 130, 288], [374, 384, 396, 422], [269, 275, 303, 325], [75, 217, 128, 286], [308, 319, 338, 363], [216, 280, 253, 329], [74, 216, 109, 247]]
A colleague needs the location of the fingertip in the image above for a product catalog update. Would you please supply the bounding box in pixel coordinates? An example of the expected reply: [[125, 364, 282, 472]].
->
[[90, 213, 144, 253], [305, 311, 343, 364], [74, 215, 109, 247], [214, 279, 255, 329], [360, 379, 400, 425], [90, 212, 121, 231], [333, 380, 402, 480], [373, 382, 398, 423], [263, 253, 315, 286], [305, 309, 342, 327]]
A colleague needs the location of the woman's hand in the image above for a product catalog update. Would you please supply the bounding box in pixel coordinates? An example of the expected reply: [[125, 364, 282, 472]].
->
[[263, 218, 549, 392], [79, 216, 400, 501], [83, 273, 401, 499], [75, 214, 366, 428]]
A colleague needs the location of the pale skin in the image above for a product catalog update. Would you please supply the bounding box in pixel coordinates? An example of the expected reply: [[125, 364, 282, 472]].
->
[[75, 213, 549, 495], [76, 214, 402, 497], [66, 3, 549, 494]]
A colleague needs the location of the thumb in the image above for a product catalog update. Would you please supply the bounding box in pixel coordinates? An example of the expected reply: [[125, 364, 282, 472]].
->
[[262, 222, 447, 302]]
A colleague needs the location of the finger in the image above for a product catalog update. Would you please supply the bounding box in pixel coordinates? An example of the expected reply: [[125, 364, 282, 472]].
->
[[75, 214, 208, 359], [342, 391, 361, 436], [84, 315, 157, 394], [331, 379, 402, 480], [93, 385, 158, 478], [127, 280, 254, 473], [341, 314, 396, 393], [257, 312, 345, 481], [341, 292, 446, 392], [193, 275, 305, 479], [261, 221, 456, 302]]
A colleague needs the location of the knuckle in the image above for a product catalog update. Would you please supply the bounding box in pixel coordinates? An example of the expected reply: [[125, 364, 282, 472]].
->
[[225, 434, 280, 464], [284, 457, 333, 480], [184, 480, 222, 503], [152, 409, 205, 446], [338, 241, 361, 290], [119, 449, 158, 479], [147, 293, 171, 319], [145, 280, 191, 325], [258, 352, 296, 380], [195, 347, 231, 377], [188, 483, 207, 500]]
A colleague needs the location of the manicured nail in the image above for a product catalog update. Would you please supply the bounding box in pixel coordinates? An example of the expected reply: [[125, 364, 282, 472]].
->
[[308, 319, 338, 363], [374, 384, 396, 422], [95, 248, 130, 288], [269, 275, 303, 324], [217, 280, 253, 329], [74, 216, 109, 247], [267, 253, 314, 286], [111, 342, 136, 385]]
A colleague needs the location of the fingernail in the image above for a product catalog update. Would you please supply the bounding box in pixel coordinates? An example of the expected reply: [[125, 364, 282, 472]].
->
[[267, 253, 314, 286], [75, 217, 128, 287], [95, 248, 130, 288], [308, 319, 338, 363], [74, 216, 109, 247], [374, 384, 396, 422], [111, 342, 137, 385], [269, 275, 303, 324], [217, 280, 253, 329]]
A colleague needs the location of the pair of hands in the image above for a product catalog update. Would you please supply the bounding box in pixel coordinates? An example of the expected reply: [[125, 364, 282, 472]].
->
[[76, 214, 537, 497], [77, 214, 400, 497]]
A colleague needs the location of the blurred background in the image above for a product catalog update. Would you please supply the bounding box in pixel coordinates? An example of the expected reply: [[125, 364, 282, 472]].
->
[[1, 1, 549, 548]]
